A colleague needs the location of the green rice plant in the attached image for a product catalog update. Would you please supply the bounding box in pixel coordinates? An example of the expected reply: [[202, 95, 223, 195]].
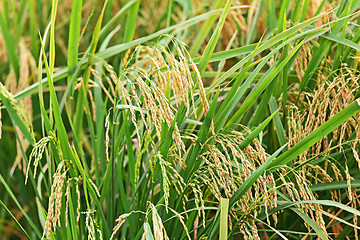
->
[[1, 0, 360, 239]]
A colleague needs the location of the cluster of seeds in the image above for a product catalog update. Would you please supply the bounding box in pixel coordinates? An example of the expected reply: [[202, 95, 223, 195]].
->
[[288, 67, 360, 238], [42, 163, 68, 239]]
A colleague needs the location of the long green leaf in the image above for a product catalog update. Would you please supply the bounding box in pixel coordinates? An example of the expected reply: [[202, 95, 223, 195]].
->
[[123, 0, 140, 43], [39, 28, 74, 164], [0, 199, 31, 239], [0, 9, 19, 79], [189, 0, 223, 56], [0, 174, 41, 238], [291, 208, 328, 240], [311, 180, 360, 191], [238, 111, 277, 149], [269, 97, 287, 151], [67, 0, 82, 95], [226, 40, 304, 127], [220, 198, 229, 240], [322, 32, 360, 52], [74, 0, 109, 138], [197, 0, 232, 75], [259, 200, 360, 221], [269, 100, 360, 169]]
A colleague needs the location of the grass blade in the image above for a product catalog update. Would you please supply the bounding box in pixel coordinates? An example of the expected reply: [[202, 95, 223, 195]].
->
[[74, 0, 109, 138], [189, 0, 224, 56], [0, 9, 19, 79], [197, 0, 233, 75], [123, 0, 140, 43], [238, 111, 277, 149], [39, 28, 74, 164], [226, 40, 304, 127], [269, 99, 360, 169], [0, 174, 41, 238], [311, 180, 360, 191], [291, 208, 328, 240], [220, 198, 229, 240], [268, 97, 287, 151], [67, 0, 82, 95], [0, 199, 31, 239]]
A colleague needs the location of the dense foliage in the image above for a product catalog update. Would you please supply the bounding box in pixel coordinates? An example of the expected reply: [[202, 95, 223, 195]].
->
[[1, 0, 360, 239]]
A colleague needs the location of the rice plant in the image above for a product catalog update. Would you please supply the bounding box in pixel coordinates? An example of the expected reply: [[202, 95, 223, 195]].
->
[[1, 0, 360, 239]]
